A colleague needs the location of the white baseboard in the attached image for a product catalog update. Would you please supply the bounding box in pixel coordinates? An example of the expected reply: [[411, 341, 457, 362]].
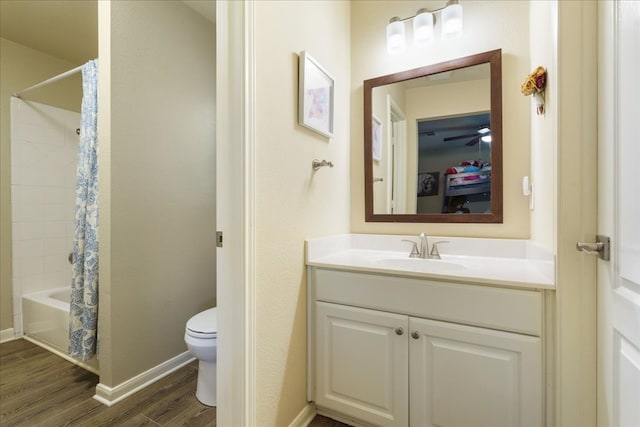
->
[[289, 403, 317, 427], [93, 351, 195, 407], [0, 328, 16, 343]]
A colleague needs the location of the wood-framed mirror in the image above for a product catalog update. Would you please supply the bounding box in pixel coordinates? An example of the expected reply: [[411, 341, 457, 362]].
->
[[364, 49, 503, 223]]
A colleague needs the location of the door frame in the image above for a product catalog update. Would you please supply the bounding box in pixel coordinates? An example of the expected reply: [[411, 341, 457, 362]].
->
[[597, 3, 615, 424], [554, 1, 598, 426], [387, 96, 407, 214], [216, 2, 602, 426], [216, 1, 256, 426]]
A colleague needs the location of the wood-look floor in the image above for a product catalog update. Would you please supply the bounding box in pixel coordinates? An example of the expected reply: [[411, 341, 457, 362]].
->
[[0, 339, 348, 427]]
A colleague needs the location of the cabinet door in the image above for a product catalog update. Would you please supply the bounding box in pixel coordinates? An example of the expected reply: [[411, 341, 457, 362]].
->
[[316, 302, 409, 427], [409, 317, 542, 427]]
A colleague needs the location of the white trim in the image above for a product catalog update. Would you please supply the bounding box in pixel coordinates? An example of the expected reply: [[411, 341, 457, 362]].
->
[[0, 328, 16, 343], [306, 267, 316, 401], [93, 351, 195, 406], [288, 403, 317, 427], [216, 1, 256, 425]]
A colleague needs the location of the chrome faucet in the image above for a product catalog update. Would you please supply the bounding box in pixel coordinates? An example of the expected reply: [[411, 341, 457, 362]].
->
[[418, 233, 429, 259], [428, 240, 450, 260], [403, 233, 430, 259]]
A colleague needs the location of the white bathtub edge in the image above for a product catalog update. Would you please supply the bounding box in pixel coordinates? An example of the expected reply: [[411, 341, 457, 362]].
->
[[93, 351, 196, 407], [23, 287, 69, 311], [0, 328, 17, 343]]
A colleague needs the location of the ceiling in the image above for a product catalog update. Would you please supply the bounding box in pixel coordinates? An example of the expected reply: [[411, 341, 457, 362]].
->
[[183, 1, 216, 23], [0, 0, 98, 65], [0, 1, 215, 66], [418, 112, 491, 153]]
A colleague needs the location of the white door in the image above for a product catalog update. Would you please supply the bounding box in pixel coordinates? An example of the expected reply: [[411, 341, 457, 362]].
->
[[388, 96, 407, 214], [409, 317, 541, 427], [391, 120, 408, 214], [315, 302, 409, 427], [596, 2, 640, 426]]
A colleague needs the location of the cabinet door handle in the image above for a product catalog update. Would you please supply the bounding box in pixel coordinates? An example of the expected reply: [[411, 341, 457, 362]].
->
[[411, 331, 420, 340], [395, 327, 404, 336]]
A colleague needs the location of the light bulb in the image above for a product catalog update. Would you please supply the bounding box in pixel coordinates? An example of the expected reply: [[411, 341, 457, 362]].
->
[[441, 3, 463, 40], [386, 17, 406, 54], [413, 10, 434, 46], [481, 135, 492, 143]]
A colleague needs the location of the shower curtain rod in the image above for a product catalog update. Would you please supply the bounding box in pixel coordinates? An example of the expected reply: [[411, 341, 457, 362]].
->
[[12, 64, 83, 98]]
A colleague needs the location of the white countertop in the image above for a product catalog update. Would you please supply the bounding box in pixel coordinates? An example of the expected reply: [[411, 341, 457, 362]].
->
[[305, 234, 556, 290]]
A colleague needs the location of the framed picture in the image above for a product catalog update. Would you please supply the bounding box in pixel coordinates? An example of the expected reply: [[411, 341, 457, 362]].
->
[[298, 51, 335, 138], [417, 172, 440, 197], [372, 115, 382, 162]]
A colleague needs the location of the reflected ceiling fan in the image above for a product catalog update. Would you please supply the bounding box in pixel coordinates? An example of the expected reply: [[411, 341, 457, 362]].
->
[[443, 126, 491, 146]]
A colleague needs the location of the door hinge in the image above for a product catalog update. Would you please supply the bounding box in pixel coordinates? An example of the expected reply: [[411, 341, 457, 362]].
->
[[216, 231, 223, 248]]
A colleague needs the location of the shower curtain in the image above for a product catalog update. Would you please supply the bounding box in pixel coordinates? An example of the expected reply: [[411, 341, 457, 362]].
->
[[69, 59, 99, 360]]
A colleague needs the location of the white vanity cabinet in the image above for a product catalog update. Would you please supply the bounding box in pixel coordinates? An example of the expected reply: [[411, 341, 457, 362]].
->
[[409, 317, 541, 427], [309, 267, 545, 427], [316, 302, 409, 427]]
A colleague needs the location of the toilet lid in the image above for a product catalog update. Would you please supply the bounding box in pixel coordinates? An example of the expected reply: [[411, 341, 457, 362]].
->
[[186, 307, 217, 336]]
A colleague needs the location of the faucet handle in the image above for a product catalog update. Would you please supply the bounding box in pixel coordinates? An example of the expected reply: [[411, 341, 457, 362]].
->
[[402, 240, 421, 258], [429, 241, 450, 259]]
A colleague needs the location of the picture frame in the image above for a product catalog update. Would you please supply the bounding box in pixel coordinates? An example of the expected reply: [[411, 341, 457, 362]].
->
[[417, 172, 440, 197], [298, 51, 335, 138], [372, 115, 382, 162]]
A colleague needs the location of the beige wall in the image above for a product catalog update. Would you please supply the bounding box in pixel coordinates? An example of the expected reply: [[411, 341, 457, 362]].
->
[[98, 0, 216, 386], [351, 0, 531, 238], [253, 1, 351, 425], [0, 38, 84, 332]]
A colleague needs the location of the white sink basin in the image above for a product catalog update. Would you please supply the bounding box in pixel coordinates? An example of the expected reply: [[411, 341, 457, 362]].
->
[[375, 257, 466, 274]]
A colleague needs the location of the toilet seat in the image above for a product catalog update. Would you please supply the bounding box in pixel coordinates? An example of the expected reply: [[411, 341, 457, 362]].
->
[[186, 307, 217, 339]]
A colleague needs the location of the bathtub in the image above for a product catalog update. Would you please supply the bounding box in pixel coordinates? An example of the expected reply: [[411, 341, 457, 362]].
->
[[22, 287, 99, 373]]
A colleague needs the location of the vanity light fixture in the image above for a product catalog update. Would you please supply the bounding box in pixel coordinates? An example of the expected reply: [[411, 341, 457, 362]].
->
[[386, 0, 463, 54]]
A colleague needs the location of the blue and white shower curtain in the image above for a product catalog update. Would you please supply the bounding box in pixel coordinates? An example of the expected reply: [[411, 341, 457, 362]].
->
[[69, 59, 99, 360]]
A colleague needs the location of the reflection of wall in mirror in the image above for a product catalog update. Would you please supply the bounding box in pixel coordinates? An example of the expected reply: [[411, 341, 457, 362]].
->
[[372, 115, 382, 161], [406, 77, 490, 214], [372, 83, 406, 214]]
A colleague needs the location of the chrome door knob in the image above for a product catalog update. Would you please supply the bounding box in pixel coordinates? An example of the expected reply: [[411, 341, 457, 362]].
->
[[576, 235, 610, 261], [411, 331, 420, 339], [395, 327, 404, 336]]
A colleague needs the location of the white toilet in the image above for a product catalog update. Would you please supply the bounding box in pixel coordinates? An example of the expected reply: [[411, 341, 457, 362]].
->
[[184, 307, 217, 406]]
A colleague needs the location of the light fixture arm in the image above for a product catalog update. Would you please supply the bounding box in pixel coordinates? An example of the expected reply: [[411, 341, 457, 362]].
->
[[388, 0, 459, 24], [386, 0, 462, 53]]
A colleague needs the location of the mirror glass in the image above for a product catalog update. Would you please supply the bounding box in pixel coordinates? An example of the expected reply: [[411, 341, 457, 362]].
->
[[364, 50, 503, 223]]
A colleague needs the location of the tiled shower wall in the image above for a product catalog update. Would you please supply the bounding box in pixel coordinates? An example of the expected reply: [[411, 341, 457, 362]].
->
[[10, 97, 79, 334]]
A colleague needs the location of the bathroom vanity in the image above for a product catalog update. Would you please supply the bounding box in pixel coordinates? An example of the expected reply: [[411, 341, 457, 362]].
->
[[306, 234, 555, 427]]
